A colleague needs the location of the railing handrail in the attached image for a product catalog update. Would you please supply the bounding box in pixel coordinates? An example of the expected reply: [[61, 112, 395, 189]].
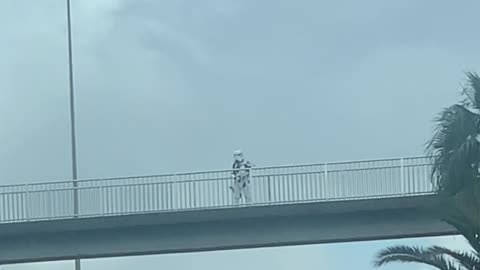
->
[[0, 162, 434, 196], [0, 155, 430, 189]]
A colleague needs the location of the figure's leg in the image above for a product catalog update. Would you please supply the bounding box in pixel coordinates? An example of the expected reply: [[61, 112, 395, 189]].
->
[[242, 178, 252, 204], [231, 183, 241, 204]]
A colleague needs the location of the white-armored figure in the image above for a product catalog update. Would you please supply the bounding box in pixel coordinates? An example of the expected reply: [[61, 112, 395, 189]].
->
[[230, 150, 254, 204]]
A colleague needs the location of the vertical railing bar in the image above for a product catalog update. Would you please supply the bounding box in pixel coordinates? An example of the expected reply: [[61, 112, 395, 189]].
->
[[1, 192, 4, 222], [302, 168, 307, 200], [183, 175, 186, 209], [212, 174, 216, 207], [144, 177, 151, 212], [125, 179, 129, 213], [288, 169, 296, 202], [290, 168, 294, 202], [400, 158, 405, 195], [150, 178, 154, 212], [148, 178, 152, 212], [172, 175, 176, 210], [222, 173, 225, 207], [7, 188, 12, 221], [115, 186, 119, 215], [291, 169, 295, 201], [128, 179, 132, 213], [100, 185, 105, 215], [84, 185, 88, 216], [137, 177, 141, 211], [133, 179, 137, 212], [165, 181, 168, 210], [312, 166, 317, 200], [59, 186, 63, 218], [316, 166, 320, 200], [280, 168, 290, 201], [216, 174, 221, 207], [410, 164, 415, 193], [120, 182, 124, 214], [208, 174, 211, 207], [149, 178, 153, 212], [267, 176, 271, 203], [44, 190, 49, 220], [222, 173, 227, 207], [177, 175, 181, 210], [309, 166, 321, 200], [324, 163, 328, 199], [6, 193, 10, 221], [13, 188, 18, 221], [143, 177, 147, 212], [16, 188, 20, 221], [295, 169, 300, 201], [107, 185, 111, 215], [282, 168, 286, 202], [193, 175, 197, 208], [158, 182, 162, 211], [151, 181, 156, 212], [183, 176, 186, 209], [101, 184, 106, 215], [161, 179, 165, 211], [119, 183, 124, 214], [195, 175, 200, 209], [211, 174, 215, 207], [181, 175, 185, 209], [24, 185, 29, 221], [211, 173, 219, 207], [158, 182, 163, 211], [307, 167, 311, 200], [53, 188, 57, 219], [304, 167, 308, 200], [269, 171, 274, 203], [291, 168, 295, 201], [286, 168, 290, 201]]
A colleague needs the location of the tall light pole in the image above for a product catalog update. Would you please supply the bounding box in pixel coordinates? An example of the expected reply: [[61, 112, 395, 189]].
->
[[66, 0, 81, 269]]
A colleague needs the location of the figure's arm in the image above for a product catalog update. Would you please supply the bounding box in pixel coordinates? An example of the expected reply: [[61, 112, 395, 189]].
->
[[245, 161, 255, 168]]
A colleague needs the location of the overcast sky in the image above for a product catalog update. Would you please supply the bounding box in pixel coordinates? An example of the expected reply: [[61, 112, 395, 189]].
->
[[1, 0, 479, 269]]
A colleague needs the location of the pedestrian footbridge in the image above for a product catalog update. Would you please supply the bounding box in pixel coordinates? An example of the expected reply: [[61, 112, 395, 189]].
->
[[0, 156, 455, 264]]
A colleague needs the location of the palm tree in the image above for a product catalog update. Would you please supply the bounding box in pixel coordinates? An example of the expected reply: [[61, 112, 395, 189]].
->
[[426, 71, 480, 249], [427, 72, 480, 195], [373, 72, 480, 270]]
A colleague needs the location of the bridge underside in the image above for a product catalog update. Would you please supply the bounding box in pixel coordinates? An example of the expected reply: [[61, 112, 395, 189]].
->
[[0, 195, 455, 265]]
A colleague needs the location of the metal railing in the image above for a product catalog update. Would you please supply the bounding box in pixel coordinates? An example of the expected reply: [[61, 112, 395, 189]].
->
[[0, 156, 435, 223]]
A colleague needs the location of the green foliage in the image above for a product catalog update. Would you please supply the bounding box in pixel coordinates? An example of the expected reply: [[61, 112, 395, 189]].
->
[[374, 72, 480, 270], [374, 245, 478, 270], [426, 72, 480, 194]]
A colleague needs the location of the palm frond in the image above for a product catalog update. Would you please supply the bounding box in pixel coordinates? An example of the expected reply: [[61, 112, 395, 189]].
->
[[374, 245, 462, 270], [428, 246, 480, 270], [461, 72, 480, 111], [426, 103, 480, 194]]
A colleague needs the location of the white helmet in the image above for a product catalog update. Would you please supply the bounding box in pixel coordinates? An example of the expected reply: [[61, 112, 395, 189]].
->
[[233, 149, 244, 161]]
